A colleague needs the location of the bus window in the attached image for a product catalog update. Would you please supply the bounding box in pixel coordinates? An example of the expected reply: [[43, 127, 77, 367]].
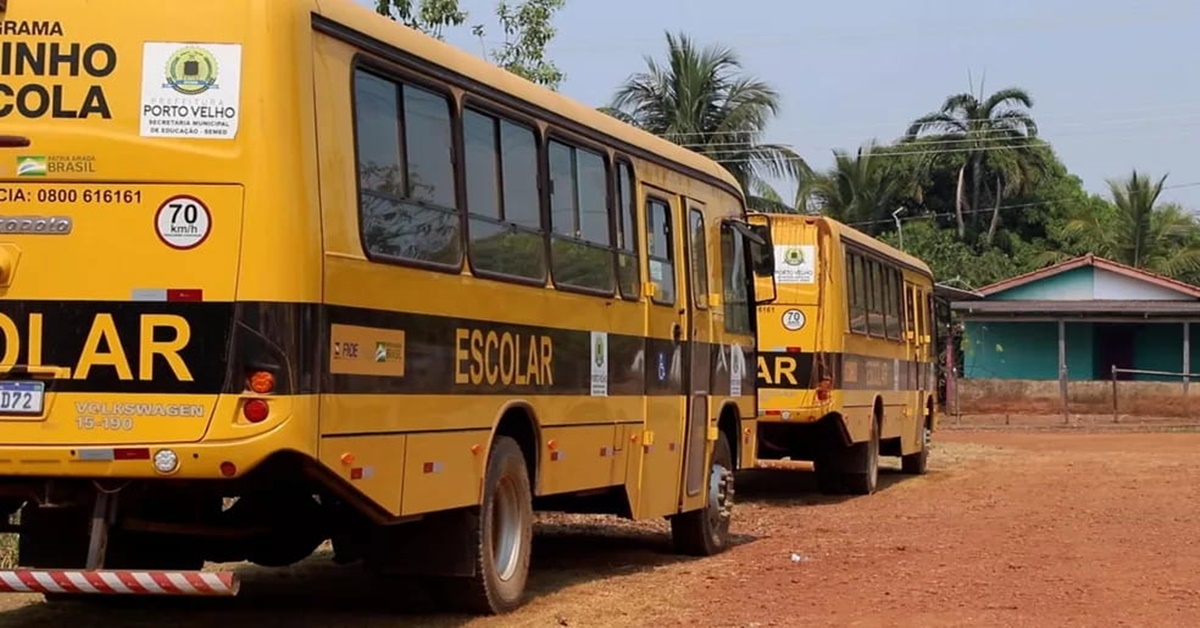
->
[[689, 209, 709, 309], [354, 70, 461, 266], [647, 198, 676, 305], [868, 260, 887, 337], [463, 109, 545, 281], [721, 223, 752, 334], [615, 162, 640, 299], [884, 269, 902, 340], [849, 253, 868, 334], [549, 140, 615, 293]]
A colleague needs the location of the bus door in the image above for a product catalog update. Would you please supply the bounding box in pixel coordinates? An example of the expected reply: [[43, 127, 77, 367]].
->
[[639, 190, 688, 519], [907, 284, 931, 412], [904, 282, 920, 411], [679, 200, 714, 512]]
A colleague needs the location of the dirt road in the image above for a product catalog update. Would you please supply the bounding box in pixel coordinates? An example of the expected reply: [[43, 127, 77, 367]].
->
[[2, 426, 1198, 627]]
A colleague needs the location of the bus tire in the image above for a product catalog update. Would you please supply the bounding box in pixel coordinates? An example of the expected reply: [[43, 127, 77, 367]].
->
[[813, 457, 844, 495], [670, 432, 735, 556], [901, 418, 931, 475], [442, 435, 533, 615], [842, 416, 880, 495]]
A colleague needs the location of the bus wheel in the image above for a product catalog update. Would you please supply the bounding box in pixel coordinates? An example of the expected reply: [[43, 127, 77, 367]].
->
[[443, 436, 533, 615], [670, 432, 734, 556], [901, 419, 931, 475], [812, 457, 844, 495], [842, 417, 880, 495]]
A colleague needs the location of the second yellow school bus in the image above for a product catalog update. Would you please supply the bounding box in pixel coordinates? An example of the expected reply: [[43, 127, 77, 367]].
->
[[752, 213, 937, 494], [0, 0, 776, 615]]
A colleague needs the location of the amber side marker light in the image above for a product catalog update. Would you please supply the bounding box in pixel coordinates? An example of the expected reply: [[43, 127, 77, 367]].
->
[[247, 370, 276, 394]]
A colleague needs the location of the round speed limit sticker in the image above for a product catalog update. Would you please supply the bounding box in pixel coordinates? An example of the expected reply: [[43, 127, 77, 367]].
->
[[154, 195, 212, 250], [781, 308, 806, 331]]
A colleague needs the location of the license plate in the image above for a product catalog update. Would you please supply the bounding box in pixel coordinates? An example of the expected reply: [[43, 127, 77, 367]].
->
[[0, 381, 45, 415]]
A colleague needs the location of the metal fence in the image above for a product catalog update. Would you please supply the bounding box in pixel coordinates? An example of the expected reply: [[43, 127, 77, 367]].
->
[[1110, 365, 1196, 423]]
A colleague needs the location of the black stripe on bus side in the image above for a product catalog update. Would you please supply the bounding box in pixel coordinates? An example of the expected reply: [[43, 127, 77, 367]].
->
[[0, 300, 754, 397], [0, 300, 235, 395], [320, 304, 753, 397], [755, 351, 932, 392]]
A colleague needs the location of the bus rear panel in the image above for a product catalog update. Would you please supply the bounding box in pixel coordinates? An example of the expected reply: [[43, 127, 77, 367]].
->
[[0, 0, 322, 597]]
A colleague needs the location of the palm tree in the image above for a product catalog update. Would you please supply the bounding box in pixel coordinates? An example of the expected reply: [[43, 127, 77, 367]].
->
[[904, 85, 1039, 243], [799, 141, 905, 234], [603, 31, 806, 207], [1041, 170, 1200, 278]]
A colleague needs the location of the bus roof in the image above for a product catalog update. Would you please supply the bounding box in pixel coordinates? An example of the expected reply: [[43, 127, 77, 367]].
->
[[314, 0, 746, 199], [761, 213, 934, 278]]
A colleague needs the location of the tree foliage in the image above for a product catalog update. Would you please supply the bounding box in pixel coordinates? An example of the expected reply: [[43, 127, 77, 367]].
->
[[602, 31, 807, 207], [375, 0, 566, 89]]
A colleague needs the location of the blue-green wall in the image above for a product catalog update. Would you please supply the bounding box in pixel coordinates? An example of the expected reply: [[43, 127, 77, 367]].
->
[[964, 321, 1093, 381], [965, 321, 1200, 381]]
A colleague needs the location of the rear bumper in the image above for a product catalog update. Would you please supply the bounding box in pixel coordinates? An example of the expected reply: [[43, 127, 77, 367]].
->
[[0, 570, 239, 596], [0, 414, 314, 480], [757, 407, 829, 423]]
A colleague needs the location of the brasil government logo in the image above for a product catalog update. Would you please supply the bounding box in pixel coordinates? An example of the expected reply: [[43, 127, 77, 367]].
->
[[15, 156, 46, 177], [783, 246, 805, 266], [164, 46, 219, 96]]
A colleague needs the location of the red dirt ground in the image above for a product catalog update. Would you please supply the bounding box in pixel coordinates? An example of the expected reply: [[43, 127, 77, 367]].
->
[[1, 425, 1198, 627]]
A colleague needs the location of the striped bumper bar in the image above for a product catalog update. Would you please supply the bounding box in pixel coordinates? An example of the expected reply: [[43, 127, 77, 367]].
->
[[0, 570, 240, 596]]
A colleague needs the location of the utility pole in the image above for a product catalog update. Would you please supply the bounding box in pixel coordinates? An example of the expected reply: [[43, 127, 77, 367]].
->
[[892, 207, 906, 250]]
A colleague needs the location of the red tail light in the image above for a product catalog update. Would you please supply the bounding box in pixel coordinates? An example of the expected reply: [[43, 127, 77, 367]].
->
[[242, 399, 269, 423], [816, 377, 833, 402]]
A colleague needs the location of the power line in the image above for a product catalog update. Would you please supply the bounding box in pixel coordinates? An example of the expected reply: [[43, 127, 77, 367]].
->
[[539, 7, 1193, 54], [670, 116, 1200, 156], [836, 180, 1200, 229], [665, 124, 1200, 173], [604, 104, 1200, 143]]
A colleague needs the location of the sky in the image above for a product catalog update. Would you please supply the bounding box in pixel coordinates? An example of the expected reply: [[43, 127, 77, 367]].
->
[[356, 0, 1200, 209]]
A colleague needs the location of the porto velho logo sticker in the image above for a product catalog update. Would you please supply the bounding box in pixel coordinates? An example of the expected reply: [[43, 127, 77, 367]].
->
[[165, 46, 220, 96], [783, 246, 805, 266]]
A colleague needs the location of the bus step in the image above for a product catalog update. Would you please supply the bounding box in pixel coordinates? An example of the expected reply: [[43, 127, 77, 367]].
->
[[0, 570, 240, 596]]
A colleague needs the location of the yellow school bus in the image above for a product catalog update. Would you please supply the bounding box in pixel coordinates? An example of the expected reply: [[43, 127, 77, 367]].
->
[[752, 213, 937, 495], [0, 0, 776, 614]]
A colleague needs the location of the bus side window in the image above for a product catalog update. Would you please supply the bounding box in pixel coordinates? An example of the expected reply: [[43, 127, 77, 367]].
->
[[615, 161, 640, 299], [548, 139, 616, 293], [463, 109, 546, 281], [867, 259, 887, 337], [884, 268, 902, 340], [720, 223, 752, 334], [353, 70, 461, 267], [688, 208, 709, 309], [848, 253, 868, 335], [904, 284, 917, 339], [646, 198, 675, 305]]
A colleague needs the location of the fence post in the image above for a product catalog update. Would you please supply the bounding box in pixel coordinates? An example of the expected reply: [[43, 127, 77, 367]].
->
[[1058, 320, 1068, 424], [1111, 364, 1118, 423], [1184, 322, 1191, 419]]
